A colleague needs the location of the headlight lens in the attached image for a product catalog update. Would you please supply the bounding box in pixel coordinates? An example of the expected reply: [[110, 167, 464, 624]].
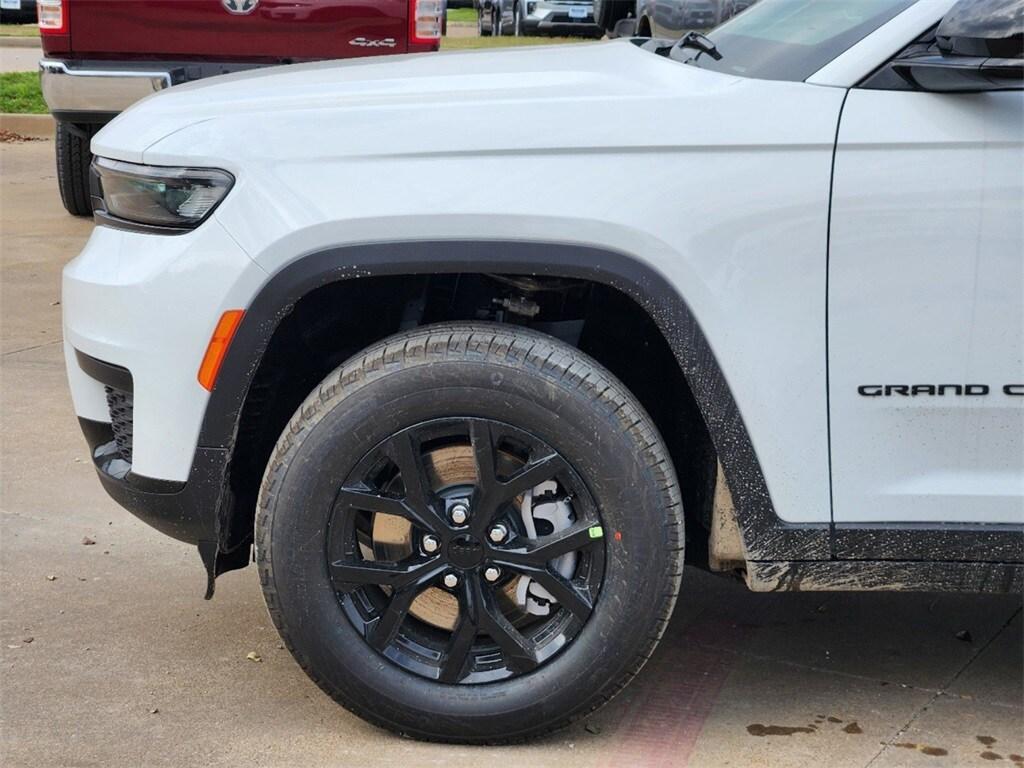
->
[[93, 157, 234, 231]]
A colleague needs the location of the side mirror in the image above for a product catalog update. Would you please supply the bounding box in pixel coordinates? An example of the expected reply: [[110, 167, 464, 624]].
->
[[897, 0, 1024, 93], [892, 54, 1023, 92]]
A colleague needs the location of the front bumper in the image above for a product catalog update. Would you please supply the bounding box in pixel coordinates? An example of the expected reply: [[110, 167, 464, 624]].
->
[[523, 2, 601, 35], [79, 414, 249, 596], [64, 216, 266, 584], [78, 414, 225, 545], [667, 9, 718, 28], [63, 218, 266, 482]]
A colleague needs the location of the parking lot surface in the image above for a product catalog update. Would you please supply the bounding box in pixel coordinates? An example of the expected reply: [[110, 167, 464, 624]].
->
[[1, 138, 1021, 767], [0, 42, 40, 74]]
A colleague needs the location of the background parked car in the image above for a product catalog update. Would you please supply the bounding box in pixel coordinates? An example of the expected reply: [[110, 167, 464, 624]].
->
[[476, 0, 602, 37], [594, 0, 758, 37], [37, 0, 443, 217], [0, 0, 36, 23]]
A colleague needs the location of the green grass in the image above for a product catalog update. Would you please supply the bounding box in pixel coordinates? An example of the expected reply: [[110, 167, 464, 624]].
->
[[442, 35, 593, 50], [446, 7, 477, 23], [0, 72, 46, 113], [0, 22, 39, 37]]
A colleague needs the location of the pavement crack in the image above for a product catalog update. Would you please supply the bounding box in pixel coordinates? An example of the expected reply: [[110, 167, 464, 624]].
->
[[687, 637, 938, 696], [2, 339, 63, 357], [861, 605, 1023, 768]]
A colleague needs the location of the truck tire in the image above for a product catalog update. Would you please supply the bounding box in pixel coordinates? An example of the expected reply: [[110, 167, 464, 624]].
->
[[256, 322, 684, 742], [55, 122, 95, 217], [594, 0, 630, 32]]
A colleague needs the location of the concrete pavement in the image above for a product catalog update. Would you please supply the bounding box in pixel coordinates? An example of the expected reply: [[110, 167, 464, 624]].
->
[[1, 138, 1021, 768], [0, 41, 39, 73]]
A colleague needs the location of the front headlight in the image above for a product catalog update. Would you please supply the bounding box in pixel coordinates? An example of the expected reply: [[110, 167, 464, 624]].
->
[[92, 157, 234, 232]]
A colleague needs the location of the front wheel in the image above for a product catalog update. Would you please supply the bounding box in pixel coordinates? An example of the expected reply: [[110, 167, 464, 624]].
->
[[257, 323, 684, 742]]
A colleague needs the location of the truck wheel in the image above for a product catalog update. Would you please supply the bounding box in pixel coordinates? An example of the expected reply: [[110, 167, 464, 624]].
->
[[55, 121, 95, 217], [594, 0, 629, 32], [256, 322, 684, 742], [478, 8, 491, 36]]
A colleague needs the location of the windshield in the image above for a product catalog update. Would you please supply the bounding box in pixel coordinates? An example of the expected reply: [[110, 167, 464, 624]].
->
[[678, 0, 919, 82]]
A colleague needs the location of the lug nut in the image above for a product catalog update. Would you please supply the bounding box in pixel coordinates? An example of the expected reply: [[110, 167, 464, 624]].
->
[[483, 567, 501, 583], [422, 535, 440, 554], [443, 573, 460, 589], [488, 524, 508, 544], [449, 502, 470, 526]]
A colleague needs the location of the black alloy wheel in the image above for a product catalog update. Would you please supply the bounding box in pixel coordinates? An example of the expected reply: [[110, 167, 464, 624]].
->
[[328, 417, 606, 684]]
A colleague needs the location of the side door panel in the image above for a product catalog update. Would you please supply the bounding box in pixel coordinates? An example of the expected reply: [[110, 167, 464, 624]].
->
[[829, 87, 1024, 526]]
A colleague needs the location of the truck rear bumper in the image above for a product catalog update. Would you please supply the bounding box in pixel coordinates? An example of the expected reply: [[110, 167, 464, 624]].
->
[[40, 58, 276, 121], [40, 59, 172, 116]]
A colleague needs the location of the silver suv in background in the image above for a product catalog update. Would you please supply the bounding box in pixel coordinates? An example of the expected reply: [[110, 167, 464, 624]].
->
[[594, 0, 759, 37], [477, 0, 603, 37]]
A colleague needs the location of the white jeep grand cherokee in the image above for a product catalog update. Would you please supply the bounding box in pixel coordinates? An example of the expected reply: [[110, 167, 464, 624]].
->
[[63, 0, 1022, 742]]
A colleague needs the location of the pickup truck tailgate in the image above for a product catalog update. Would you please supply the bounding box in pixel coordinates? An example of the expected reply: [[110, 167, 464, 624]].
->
[[67, 0, 411, 60]]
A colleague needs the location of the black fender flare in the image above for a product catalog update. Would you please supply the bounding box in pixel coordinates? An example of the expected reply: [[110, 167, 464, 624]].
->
[[200, 240, 830, 562]]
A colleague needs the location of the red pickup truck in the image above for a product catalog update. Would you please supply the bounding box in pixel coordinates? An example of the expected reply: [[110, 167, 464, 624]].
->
[[38, 0, 443, 215]]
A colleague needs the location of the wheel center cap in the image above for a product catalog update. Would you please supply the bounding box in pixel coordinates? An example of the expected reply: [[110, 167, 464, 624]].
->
[[447, 534, 484, 568]]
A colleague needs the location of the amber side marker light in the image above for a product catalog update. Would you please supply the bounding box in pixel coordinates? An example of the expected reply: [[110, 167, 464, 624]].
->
[[198, 310, 245, 391]]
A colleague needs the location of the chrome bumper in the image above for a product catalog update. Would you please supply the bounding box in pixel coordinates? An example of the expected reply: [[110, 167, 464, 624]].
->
[[39, 59, 171, 114]]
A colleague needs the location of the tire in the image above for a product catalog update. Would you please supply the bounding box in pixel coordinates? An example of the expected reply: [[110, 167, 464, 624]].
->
[[55, 121, 95, 217], [593, 0, 630, 32], [477, 8, 491, 36], [257, 322, 684, 743]]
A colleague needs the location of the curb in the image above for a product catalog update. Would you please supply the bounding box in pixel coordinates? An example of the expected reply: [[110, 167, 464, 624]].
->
[[0, 112, 53, 138], [0, 36, 41, 49]]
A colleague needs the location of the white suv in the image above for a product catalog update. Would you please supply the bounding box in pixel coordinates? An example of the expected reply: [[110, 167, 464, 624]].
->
[[63, 0, 1022, 743]]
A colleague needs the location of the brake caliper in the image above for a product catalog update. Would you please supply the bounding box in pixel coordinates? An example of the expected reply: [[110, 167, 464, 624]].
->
[[515, 480, 577, 616]]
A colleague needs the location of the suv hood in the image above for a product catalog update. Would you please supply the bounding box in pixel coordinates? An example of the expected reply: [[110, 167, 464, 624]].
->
[[94, 41, 744, 165]]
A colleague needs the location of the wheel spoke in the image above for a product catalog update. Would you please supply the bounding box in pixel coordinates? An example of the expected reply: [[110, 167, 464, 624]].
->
[[386, 433, 435, 512], [469, 420, 497, 487], [491, 519, 600, 568], [470, 424, 571, 535], [343, 559, 446, 650], [500, 453, 569, 500], [474, 577, 539, 674], [336, 486, 410, 518], [337, 483, 445, 536], [330, 557, 442, 591], [510, 563, 593, 621], [439, 582, 479, 683], [367, 583, 419, 651]]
